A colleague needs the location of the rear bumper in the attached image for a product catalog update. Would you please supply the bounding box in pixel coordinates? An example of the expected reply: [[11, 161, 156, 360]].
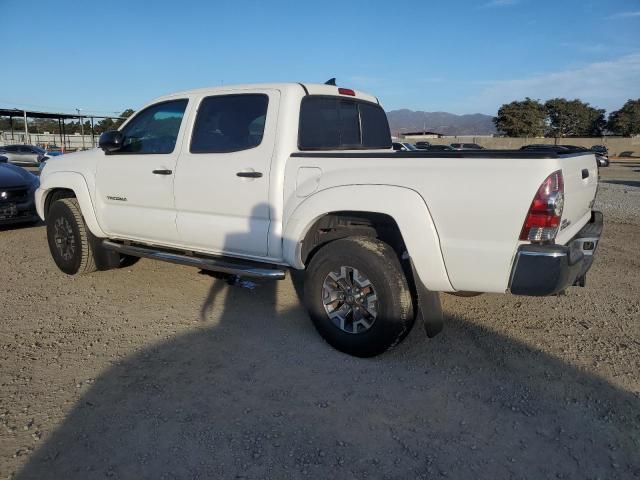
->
[[509, 211, 603, 296]]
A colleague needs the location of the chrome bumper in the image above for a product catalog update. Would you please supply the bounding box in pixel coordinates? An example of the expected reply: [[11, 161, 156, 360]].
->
[[509, 211, 603, 296]]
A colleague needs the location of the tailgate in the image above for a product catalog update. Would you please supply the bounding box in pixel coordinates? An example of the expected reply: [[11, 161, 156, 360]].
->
[[556, 153, 598, 244]]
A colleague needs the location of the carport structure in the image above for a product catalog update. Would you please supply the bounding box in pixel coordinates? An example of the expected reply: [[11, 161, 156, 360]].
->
[[0, 108, 123, 151]]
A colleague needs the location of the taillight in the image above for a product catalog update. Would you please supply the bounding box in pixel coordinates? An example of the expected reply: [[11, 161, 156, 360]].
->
[[520, 170, 564, 243], [338, 87, 355, 96]]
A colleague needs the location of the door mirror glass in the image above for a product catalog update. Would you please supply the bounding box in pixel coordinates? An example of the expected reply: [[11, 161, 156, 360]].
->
[[99, 130, 125, 153]]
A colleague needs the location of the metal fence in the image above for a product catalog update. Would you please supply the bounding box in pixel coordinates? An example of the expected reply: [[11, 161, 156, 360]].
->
[[1, 131, 98, 151]]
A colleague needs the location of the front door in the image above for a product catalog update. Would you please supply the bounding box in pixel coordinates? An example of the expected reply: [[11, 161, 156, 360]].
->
[[94, 98, 189, 244], [174, 90, 279, 257]]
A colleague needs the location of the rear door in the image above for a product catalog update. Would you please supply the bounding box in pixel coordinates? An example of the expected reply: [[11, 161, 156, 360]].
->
[[95, 98, 189, 244], [174, 90, 279, 257]]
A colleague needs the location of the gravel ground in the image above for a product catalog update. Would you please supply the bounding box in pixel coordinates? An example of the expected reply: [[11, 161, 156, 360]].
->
[[596, 160, 640, 225], [1, 162, 639, 479]]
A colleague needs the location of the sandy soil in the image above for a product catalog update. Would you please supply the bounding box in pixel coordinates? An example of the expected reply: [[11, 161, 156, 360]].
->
[[1, 163, 638, 479]]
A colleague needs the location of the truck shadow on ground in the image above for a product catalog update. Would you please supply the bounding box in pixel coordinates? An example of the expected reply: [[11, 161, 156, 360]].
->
[[16, 276, 640, 479]]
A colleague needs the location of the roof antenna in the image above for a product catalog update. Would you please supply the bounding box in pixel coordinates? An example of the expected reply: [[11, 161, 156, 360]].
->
[[324, 78, 336, 86]]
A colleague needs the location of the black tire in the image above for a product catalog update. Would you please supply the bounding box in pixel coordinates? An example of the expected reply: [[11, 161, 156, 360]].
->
[[304, 236, 415, 357], [46, 198, 97, 275]]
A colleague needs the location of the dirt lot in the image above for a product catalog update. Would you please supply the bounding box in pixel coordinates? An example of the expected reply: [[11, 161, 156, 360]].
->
[[1, 162, 639, 479]]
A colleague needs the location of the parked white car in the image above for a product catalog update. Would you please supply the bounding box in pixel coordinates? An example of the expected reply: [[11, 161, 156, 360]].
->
[[36, 82, 603, 357]]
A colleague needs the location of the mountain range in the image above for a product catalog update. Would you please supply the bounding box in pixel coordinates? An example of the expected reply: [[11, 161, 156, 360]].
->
[[386, 109, 497, 136]]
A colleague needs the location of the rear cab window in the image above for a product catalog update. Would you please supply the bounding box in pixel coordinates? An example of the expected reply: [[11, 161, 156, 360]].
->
[[298, 96, 391, 150]]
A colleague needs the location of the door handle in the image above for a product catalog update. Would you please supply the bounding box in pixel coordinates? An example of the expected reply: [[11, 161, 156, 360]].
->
[[582, 169, 589, 179], [236, 171, 263, 178], [152, 169, 173, 175]]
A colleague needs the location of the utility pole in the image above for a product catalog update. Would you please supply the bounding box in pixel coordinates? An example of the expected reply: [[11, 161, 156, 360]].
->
[[76, 108, 85, 150], [23, 110, 29, 144]]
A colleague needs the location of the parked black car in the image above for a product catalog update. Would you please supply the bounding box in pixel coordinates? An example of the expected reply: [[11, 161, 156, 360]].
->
[[519, 144, 565, 151], [0, 155, 40, 225], [450, 143, 484, 150], [414, 141, 431, 150], [591, 144, 608, 156], [423, 144, 455, 151]]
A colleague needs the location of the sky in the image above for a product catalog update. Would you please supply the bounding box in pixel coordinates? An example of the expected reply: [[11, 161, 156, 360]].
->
[[1, 0, 639, 116]]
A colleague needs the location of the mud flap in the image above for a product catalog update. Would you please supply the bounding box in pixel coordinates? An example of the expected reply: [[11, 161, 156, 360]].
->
[[416, 281, 443, 337], [409, 261, 443, 338], [88, 231, 121, 270]]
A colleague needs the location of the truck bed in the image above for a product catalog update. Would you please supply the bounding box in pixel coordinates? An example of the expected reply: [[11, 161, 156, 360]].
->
[[291, 150, 588, 159], [286, 151, 598, 293]]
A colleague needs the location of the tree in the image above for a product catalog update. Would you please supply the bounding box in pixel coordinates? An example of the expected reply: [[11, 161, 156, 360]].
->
[[607, 99, 640, 136], [545, 98, 605, 137], [493, 98, 546, 137], [114, 108, 135, 129], [94, 108, 134, 133]]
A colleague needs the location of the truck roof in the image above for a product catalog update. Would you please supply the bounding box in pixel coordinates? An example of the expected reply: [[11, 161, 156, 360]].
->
[[153, 82, 379, 106]]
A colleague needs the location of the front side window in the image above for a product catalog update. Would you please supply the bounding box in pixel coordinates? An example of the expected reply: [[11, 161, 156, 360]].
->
[[118, 99, 188, 154], [190, 94, 269, 153], [298, 96, 391, 150]]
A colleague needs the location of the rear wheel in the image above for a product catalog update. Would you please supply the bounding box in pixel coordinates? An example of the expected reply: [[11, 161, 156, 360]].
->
[[304, 237, 415, 357], [46, 198, 97, 275]]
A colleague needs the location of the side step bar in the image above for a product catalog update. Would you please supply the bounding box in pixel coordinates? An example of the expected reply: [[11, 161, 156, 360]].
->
[[102, 240, 286, 280]]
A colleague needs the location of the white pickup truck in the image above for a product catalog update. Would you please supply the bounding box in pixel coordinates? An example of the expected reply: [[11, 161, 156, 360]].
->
[[37, 82, 603, 357]]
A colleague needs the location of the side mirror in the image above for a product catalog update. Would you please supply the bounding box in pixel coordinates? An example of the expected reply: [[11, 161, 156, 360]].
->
[[0, 155, 7, 163], [99, 130, 124, 153]]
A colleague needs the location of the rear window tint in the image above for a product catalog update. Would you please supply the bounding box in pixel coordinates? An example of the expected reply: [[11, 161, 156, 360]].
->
[[191, 94, 269, 153], [298, 96, 391, 150]]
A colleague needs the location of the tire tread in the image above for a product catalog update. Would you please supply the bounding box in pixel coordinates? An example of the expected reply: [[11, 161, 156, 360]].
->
[[304, 236, 415, 357], [56, 198, 97, 275]]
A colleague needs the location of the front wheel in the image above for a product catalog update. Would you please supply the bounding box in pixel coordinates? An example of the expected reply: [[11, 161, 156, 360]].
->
[[304, 237, 415, 357], [46, 198, 97, 275]]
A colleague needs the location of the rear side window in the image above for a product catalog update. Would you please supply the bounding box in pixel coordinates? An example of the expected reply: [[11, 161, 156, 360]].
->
[[298, 96, 391, 150], [191, 94, 269, 153]]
